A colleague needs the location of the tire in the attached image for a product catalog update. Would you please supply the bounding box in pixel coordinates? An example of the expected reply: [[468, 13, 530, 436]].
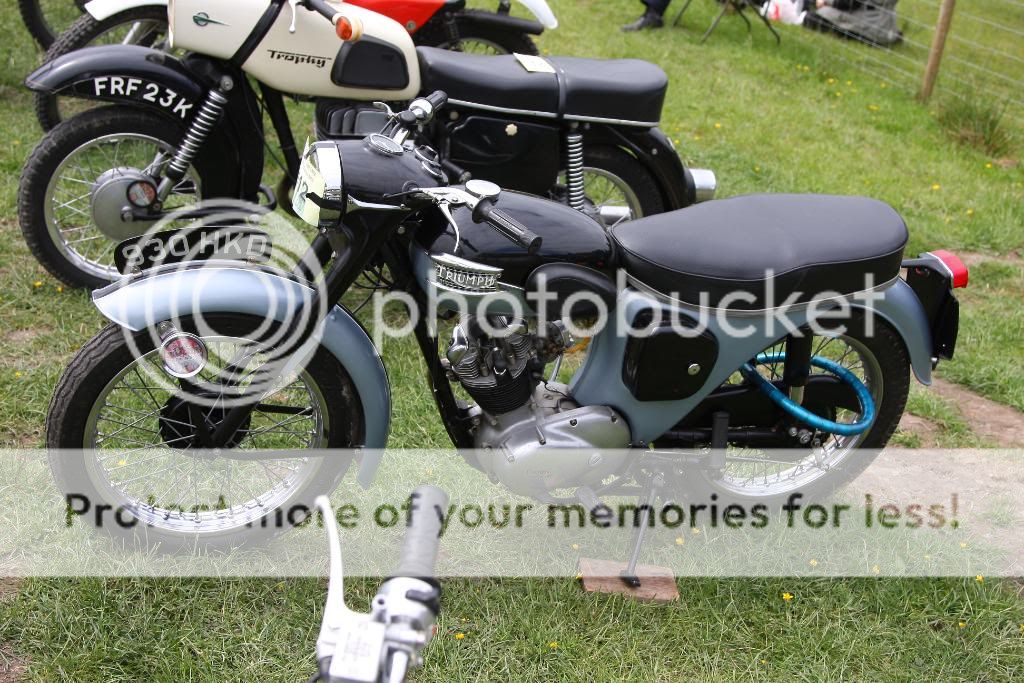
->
[[18, 105, 241, 289], [689, 314, 911, 507], [414, 12, 539, 55], [35, 7, 171, 130], [580, 145, 666, 223], [18, 0, 86, 50], [46, 314, 364, 549]]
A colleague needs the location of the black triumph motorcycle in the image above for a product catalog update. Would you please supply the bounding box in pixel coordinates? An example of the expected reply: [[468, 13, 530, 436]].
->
[[19, 0, 715, 289], [46, 92, 966, 553]]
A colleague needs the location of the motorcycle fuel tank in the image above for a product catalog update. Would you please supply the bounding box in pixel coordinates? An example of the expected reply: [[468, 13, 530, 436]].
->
[[414, 190, 613, 288], [170, 1, 420, 100]]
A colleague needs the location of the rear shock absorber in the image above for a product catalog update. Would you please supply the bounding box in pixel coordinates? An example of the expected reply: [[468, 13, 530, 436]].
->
[[565, 127, 586, 212], [156, 83, 231, 202]]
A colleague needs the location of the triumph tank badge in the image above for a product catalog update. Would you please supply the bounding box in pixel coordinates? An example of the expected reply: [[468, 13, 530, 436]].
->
[[430, 254, 502, 294], [192, 12, 228, 27]]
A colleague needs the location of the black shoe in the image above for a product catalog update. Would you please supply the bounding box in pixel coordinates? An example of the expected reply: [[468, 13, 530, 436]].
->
[[621, 12, 664, 31]]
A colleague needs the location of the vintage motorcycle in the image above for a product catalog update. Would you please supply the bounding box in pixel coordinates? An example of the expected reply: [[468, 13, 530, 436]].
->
[[33, 0, 559, 128], [20, 0, 712, 288], [45, 93, 967, 553]]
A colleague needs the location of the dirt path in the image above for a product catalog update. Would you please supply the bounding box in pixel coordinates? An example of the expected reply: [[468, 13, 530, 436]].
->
[[897, 377, 1024, 448]]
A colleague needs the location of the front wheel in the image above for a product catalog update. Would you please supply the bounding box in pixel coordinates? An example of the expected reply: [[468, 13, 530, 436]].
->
[[414, 12, 539, 55], [46, 314, 364, 549], [18, 106, 239, 288]]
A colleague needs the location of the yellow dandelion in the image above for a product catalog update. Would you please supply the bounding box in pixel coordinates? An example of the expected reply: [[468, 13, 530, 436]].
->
[[548, 641, 559, 649], [674, 139, 680, 145], [985, 162, 993, 169], [33, 281, 43, 288], [958, 621, 967, 629], [691, 527, 701, 535], [693, 134, 701, 141], [455, 632, 465, 640], [931, 183, 941, 190], [1019, 623, 1024, 634], [960, 542, 968, 549], [782, 592, 794, 602], [881, 83, 888, 88], [872, 565, 881, 575], [868, 104, 880, 112], [574, 573, 583, 580], [809, 559, 819, 567], [754, 166, 761, 172], [845, 80, 852, 86], [14, 371, 22, 378], [975, 575, 984, 583], [966, 208, 974, 216], [571, 543, 579, 551], [714, 122, 722, 129], [56, 286, 63, 293], [117, 459, 127, 467], [835, 91, 843, 97], [761, 659, 768, 664], [827, 77, 836, 84], [803, 65, 810, 72], [13, 140, 20, 146], [675, 537, 685, 546]]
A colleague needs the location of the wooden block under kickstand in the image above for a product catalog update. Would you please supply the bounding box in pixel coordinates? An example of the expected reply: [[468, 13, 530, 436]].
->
[[577, 557, 680, 604]]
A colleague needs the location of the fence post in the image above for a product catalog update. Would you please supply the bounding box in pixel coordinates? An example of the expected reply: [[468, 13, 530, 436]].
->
[[919, 0, 956, 101]]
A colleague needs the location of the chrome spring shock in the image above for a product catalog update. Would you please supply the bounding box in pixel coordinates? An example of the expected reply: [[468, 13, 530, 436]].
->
[[565, 130, 586, 212], [157, 88, 229, 200]]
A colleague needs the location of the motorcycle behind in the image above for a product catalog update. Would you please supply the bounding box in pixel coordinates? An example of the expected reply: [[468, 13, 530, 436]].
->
[[19, 0, 714, 288], [44, 93, 967, 551]]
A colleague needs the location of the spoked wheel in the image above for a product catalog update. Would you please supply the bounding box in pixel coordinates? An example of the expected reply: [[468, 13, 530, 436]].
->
[[414, 13, 538, 55], [557, 146, 665, 228], [46, 314, 364, 548], [688, 314, 910, 505], [17, 0, 86, 49], [36, 7, 174, 130], [18, 106, 238, 288]]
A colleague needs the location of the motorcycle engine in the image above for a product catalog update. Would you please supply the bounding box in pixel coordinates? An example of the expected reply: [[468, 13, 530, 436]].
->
[[445, 316, 632, 499]]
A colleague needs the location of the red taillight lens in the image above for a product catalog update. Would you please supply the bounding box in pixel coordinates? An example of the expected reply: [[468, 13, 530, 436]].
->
[[336, 16, 353, 40], [930, 250, 969, 288]]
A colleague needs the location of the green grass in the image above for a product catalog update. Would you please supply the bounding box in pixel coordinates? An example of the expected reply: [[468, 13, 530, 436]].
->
[[2, 0, 1024, 680]]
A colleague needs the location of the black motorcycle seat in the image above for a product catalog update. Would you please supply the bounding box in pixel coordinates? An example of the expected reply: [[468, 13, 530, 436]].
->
[[611, 194, 908, 310], [416, 47, 667, 126]]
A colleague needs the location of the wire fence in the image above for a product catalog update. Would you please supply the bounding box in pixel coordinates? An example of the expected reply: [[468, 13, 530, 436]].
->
[[779, 0, 1024, 140]]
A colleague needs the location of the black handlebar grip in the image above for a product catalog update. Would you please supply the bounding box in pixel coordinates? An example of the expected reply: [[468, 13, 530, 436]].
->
[[424, 90, 448, 111], [476, 203, 542, 254], [393, 485, 449, 579], [305, 0, 337, 21]]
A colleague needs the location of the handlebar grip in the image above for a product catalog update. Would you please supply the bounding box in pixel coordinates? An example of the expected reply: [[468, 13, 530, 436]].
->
[[475, 202, 542, 254], [393, 485, 449, 579], [424, 90, 448, 111], [304, 0, 337, 21]]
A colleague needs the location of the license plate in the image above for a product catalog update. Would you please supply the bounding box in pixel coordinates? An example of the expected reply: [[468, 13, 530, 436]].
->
[[115, 224, 273, 275], [88, 76, 195, 119]]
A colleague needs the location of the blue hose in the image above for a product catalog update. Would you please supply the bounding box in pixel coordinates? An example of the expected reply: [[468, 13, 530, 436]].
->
[[739, 352, 876, 437]]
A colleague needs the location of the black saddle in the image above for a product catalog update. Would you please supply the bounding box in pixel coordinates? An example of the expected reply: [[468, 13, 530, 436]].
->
[[611, 194, 908, 310], [416, 47, 667, 126]]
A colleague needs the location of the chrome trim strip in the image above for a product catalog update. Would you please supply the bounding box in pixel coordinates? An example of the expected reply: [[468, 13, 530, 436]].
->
[[446, 98, 658, 128]]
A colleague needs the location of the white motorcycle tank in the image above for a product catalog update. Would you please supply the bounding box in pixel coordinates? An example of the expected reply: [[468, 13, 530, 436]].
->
[[170, 1, 420, 100]]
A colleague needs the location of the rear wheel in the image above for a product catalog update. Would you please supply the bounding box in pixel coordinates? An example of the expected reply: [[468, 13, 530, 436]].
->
[[559, 146, 666, 227], [687, 314, 911, 506], [415, 12, 539, 55], [35, 7, 173, 130], [46, 314, 364, 549], [18, 106, 239, 289]]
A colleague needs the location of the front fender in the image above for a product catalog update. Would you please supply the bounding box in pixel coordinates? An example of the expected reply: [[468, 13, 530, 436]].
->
[[85, 0, 166, 22], [514, 0, 558, 29], [91, 263, 392, 486], [25, 45, 203, 122]]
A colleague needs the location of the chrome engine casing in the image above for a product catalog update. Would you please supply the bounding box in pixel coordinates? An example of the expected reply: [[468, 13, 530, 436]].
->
[[472, 383, 632, 498]]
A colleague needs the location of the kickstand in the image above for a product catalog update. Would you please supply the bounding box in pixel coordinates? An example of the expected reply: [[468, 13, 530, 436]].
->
[[620, 471, 665, 588]]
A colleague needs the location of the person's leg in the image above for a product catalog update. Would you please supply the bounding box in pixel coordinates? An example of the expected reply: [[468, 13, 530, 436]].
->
[[622, 0, 670, 31]]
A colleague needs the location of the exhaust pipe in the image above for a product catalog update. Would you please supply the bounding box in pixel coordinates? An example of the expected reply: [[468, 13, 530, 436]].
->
[[690, 168, 717, 203]]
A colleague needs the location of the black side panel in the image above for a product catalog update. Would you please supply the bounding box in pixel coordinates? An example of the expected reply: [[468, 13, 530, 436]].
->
[[622, 310, 719, 401], [446, 114, 560, 195], [332, 38, 410, 90]]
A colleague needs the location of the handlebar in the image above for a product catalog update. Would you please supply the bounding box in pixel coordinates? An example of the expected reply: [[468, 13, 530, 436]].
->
[[394, 485, 448, 578], [473, 199, 543, 255]]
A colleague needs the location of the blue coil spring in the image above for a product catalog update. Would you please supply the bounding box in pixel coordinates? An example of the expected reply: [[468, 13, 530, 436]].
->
[[739, 351, 877, 437]]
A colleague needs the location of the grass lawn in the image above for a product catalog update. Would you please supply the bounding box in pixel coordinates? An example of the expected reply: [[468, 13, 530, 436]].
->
[[2, 0, 1024, 680]]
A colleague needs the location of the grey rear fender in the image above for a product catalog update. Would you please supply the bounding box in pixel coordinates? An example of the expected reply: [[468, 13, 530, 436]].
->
[[91, 263, 391, 486]]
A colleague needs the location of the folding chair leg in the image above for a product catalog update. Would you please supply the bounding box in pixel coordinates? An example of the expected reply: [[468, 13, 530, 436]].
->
[[750, 0, 783, 43], [672, 0, 697, 27], [700, 4, 730, 43]]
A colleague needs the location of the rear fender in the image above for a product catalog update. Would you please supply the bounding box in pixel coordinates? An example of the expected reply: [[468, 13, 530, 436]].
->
[[84, 0, 166, 22], [850, 276, 933, 386], [91, 263, 391, 486], [586, 124, 696, 210], [513, 0, 558, 29]]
